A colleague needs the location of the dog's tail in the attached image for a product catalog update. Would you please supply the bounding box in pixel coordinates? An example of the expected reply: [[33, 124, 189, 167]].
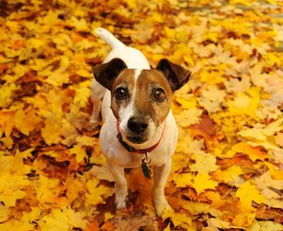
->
[[95, 27, 125, 50]]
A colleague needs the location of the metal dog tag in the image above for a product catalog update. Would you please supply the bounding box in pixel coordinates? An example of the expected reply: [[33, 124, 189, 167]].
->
[[141, 152, 151, 178]]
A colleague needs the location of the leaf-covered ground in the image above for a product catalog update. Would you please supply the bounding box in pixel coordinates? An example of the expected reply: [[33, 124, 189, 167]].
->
[[0, 0, 283, 230]]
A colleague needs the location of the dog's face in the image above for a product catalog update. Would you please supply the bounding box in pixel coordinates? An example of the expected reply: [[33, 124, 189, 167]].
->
[[110, 69, 173, 144], [93, 59, 191, 145]]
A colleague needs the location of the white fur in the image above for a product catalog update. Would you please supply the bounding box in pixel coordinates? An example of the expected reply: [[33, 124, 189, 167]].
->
[[118, 69, 140, 136], [91, 28, 178, 215], [95, 28, 150, 69]]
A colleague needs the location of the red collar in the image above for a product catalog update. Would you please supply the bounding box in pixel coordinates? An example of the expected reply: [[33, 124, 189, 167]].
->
[[116, 120, 164, 154]]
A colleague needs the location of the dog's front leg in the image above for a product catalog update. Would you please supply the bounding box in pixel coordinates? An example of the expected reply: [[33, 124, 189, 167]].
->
[[107, 160, 128, 209], [153, 160, 172, 216]]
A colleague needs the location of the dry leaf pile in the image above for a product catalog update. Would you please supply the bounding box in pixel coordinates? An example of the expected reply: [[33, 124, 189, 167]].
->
[[0, 0, 283, 230]]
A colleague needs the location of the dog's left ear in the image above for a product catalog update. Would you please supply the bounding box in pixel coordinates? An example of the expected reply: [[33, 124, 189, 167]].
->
[[93, 58, 127, 90], [156, 59, 191, 92]]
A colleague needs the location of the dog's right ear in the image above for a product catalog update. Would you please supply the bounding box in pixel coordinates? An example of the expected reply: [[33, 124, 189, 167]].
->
[[93, 58, 127, 90]]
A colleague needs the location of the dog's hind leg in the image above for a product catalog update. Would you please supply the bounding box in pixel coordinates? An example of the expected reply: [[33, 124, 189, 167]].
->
[[90, 79, 106, 126]]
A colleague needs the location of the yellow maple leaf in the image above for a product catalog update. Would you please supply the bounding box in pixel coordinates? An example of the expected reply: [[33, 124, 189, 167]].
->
[[237, 118, 283, 142], [212, 166, 243, 185], [69, 17, 89, 32], [59, 119, 78, 146], [201, 191, 226, 208], [190, 153, 218, 174], [0, 83, 17, 108], [200, 70, 225, 85], [254, 170, 283, 209], [11, 149, 33, 175], [75, 135, 98, 146], [27, 38, 46, 49], [174, 173, 218, 194], [250, 221, 283, 231], [182, 201, 221, 218], [175, 108, 202, 127], [0, 204, 10, 223], [45, 56, 70, 86], [228, 87, 260, 118], [265, 162, 283, 181], [35, 175, 61, 203], [0, 219, 34, 231], [0, 136, 13, 149], [0, 110, 15, 137], [85, 178, 113, 206], [232, 211, 256, 227], [0, 173, 29, 207], [265, 52, 280, 66], [45, 71, 70, 86], [235, 181, 266, 210], [76, 69, 91, 77], [162, 209, 192, 229], [104, 212, 114, 221], [41, 116, 62, 145], [70, 145, 86, 163], [198, 85, 226, 113], [174, 95, 197, 110], [38, 207, 86, 231], [191, 173, 218, 194], [14, 107, 42, 135], [71, 80, 91, 108]]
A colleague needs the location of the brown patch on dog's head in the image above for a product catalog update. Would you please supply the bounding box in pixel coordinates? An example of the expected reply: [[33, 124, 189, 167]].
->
[[135, 69, 172, 126], [109, 68, 174, 145], [110, 69, 135, 119]]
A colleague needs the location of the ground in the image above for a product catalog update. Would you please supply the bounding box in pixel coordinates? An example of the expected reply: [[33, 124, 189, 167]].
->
[[0, 0, 283, 230]]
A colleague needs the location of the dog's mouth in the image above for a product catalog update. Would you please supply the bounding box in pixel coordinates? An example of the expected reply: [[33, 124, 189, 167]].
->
[[127, 135, 148, 144]]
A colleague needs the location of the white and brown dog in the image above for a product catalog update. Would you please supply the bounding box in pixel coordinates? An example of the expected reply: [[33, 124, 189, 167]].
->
[[91, 28, 191, 215]]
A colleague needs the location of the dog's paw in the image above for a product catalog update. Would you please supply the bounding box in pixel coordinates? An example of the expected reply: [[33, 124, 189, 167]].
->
[[89, 118, 99, 126], [115, 187, 127, 210], [154, 197, 171, 216], [116, 197, 126, 210], [89, 119, 101, 131]]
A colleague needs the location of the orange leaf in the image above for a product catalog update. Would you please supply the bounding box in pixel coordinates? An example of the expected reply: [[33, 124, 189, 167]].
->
[[230, 142, 268, 162], [86, 221, 99, 231], [189, 115, 221, 149], [100, 220, 116, 231]]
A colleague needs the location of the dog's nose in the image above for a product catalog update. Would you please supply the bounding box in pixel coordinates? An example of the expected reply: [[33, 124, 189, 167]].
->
[[127, 117, 148, 133]]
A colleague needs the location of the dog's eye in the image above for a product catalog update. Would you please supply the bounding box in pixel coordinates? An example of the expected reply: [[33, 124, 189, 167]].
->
[[114, 87, 128, 100], [153, 88, 166, 102]]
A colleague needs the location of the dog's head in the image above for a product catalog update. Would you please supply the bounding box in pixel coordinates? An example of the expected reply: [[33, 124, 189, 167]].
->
[[93, 58, 191, 146]]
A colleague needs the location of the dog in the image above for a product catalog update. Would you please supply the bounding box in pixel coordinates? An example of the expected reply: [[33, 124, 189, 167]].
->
[[91, 28, 191, 215]]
